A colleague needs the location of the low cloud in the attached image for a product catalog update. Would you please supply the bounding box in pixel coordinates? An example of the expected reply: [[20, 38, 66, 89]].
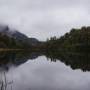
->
[[0, 0, 90, 40]]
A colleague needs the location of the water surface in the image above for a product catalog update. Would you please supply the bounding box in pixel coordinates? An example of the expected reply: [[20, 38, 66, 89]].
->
[[0, 52, 90, 90]]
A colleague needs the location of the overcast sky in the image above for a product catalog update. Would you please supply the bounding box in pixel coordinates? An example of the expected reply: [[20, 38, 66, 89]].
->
[[0, 0, 90, 40]]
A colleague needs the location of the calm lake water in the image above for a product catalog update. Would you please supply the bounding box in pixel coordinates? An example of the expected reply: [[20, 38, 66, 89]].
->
[[0, 52, 90, 90]]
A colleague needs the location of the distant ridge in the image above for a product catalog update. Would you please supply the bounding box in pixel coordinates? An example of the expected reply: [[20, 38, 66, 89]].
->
[[0, 24, 40, 49]]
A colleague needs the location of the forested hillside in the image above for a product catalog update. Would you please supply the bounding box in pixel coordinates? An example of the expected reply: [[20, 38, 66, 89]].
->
[[0, 25, 39, 49], [0, 25, 89, 52], [0, 32, 31, 49], [46, 26, 89, 52]]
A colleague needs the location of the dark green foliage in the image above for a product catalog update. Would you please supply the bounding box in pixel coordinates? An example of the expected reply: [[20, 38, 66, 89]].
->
[[0, 32, 32, 49], [0, 26, 89, 51], [46, 26, 89, 52]]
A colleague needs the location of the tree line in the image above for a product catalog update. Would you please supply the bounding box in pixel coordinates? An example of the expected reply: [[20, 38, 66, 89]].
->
[[0, 26, 89, 51], [0, 33, 31, 49], [45, 26, 90, 52]]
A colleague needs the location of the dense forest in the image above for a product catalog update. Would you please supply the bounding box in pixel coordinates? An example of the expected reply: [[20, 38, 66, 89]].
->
[[0, 32, 32, 49], [0, 25, 89, 52], [45, 26, 89, 52]]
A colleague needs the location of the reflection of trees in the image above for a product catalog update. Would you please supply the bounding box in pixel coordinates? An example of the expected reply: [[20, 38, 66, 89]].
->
[[0, 51, 6, 58], [0, 50, 89, 72], [0, 51, 42, 71], [45, 51, 89, 72]]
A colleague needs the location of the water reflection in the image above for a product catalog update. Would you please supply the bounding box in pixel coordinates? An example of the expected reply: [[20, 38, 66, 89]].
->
[[0, 51, 89, 71], [0, 51, 89, 90], [0, 51, 42, 71], [45, 52, 89, 72]]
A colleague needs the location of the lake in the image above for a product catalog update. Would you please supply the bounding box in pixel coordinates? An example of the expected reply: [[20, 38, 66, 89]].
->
[[0, 51, 90, 90]]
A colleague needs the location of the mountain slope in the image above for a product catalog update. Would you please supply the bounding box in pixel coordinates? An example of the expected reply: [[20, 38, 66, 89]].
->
[[0, 24, 39, 49]]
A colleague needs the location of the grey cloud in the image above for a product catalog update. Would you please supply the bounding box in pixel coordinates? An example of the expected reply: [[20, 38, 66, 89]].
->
[[0, 0, 89, 40]]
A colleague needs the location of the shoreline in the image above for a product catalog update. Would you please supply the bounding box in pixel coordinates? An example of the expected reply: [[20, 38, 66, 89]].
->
[[0, 49, 24, 51]]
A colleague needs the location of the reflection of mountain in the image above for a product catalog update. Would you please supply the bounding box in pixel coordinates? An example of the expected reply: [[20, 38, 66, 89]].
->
[[45, 52, 90, 72], [0, 51, 42, 71], [0, 51, 89, 72]]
